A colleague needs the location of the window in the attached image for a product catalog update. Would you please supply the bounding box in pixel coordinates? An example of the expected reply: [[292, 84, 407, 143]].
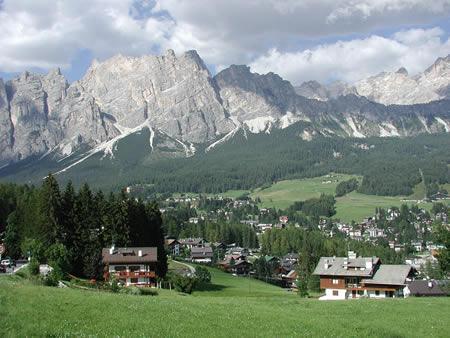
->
[[114, 266, 126, 272], [375, 290, 380, 296], [130, 278, 138, 284], [332, 279, 339, 285], [358, 290, 364, 296], [129, 266, 140, 272], [332, 290, 339, 296]]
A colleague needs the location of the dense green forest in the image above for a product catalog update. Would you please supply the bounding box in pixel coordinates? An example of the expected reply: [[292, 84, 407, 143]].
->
[[335, 178, 359, 197], [0, 176, 167, 280], [0, 127, 449, 198]]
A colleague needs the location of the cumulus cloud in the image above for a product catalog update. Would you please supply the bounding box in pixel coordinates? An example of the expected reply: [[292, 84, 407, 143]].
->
[[0, 0, 449, 83], [250, 28, 450, 84]]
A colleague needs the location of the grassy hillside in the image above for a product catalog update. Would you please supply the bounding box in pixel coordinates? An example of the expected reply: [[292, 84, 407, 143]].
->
[[1, 271, 449, 337], [219, 174, 449, 222], [250, 173, 359, 209]]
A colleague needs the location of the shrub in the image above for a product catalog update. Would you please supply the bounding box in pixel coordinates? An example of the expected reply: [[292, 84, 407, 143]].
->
[[28, 258, 40, 276], [194, 266, 211, 284], [172, 274, 197, 294], [44, 266, 64, 287]]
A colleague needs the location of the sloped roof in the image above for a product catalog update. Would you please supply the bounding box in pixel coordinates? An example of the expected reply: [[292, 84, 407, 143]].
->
[[102, 247, 157, 264], [407, 280, 448, 296], [362, 265, 412, 286], [190, 246, 213, 258], [313, 257, 379, 277]]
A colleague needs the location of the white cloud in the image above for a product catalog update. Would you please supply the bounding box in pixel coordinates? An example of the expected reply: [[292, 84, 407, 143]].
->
[[0, 0, 449, 83], [250, 28, 450, 84]]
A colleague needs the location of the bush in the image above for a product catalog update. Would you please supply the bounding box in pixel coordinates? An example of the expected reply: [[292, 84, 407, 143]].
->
[[43, 266, 64, 287], [194, 266, 211, 284], [28, 258, 40, 276], [172, 274, 197, 294]]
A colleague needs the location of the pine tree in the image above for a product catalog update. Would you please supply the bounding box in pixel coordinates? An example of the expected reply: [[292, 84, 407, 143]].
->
[[38, 174, 62, 246]]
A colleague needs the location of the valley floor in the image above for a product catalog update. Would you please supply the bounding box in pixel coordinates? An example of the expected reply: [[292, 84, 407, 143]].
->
[[1, 268, 449, 337]]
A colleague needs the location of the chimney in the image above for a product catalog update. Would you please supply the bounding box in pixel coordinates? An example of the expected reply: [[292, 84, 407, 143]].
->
[[365, 258, 373, 270], [348, 251, 356, 259], [343, 258, 348, 270], [428, 280, 433, 288], [138, 250, 143, 257], [324, 259, 329, 270], [109, 245, 115, 255]]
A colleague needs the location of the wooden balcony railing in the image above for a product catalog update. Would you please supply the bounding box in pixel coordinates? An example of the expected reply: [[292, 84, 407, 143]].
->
[[113, 271, 156, 278]]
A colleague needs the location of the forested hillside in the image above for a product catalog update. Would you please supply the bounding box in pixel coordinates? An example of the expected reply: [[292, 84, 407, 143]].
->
[[1, 125, 449, 197]]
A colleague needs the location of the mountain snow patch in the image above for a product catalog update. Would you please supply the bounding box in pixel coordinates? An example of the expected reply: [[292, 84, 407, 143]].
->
[[345, 116, 365, 138], [244, 116, 276, 133], [435, 117, 450, 132]]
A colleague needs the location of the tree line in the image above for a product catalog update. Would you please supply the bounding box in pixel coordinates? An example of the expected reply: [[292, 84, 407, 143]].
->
[[2, 175, 167, 280]]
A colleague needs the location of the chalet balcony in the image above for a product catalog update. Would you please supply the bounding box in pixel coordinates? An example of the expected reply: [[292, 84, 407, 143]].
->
[[113, 271, 157, 279], [346, 283, 364, 289]]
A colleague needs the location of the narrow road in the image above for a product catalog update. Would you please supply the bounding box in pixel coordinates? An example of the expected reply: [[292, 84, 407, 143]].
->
[[172, 260, 195, 274]]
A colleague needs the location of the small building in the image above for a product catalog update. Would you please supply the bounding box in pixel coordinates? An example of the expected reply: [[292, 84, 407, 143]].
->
[[179, 237, 206, 249], [190, 246, 213, 263], [405, 280, 448, 297], [102, 246, 158, 287], [165, 239, 180, 256]]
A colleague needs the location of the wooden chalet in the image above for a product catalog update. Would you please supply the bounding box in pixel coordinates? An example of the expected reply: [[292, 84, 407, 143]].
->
[[313, 251, 415, 300], [102, 246, 158, 287], [190, 246, 213, 263]]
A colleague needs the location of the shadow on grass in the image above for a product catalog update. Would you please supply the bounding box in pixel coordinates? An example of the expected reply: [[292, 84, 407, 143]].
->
[[194, 282, 228, 292]]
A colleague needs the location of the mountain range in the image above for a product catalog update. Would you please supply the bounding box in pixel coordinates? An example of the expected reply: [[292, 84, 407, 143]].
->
[[1, 49, 450, 177]]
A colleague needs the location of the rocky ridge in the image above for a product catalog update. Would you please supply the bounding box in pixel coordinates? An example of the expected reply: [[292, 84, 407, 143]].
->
[[0, 50, 449, 169]]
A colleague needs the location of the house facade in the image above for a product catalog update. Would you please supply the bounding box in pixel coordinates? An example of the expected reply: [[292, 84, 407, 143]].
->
[[313, 251, 414, 300], [190, 246, 214, 263], [102, 246, 158, 287]]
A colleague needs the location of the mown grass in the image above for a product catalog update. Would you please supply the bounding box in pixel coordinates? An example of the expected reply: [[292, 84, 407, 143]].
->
[[0, 271, 449, 337]]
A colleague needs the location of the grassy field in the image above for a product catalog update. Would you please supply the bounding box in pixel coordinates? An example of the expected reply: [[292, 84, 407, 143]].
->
[[246, 174, 449, 223], [173, 173, 449, 223], [249, 174, 359, 210], [1, 269, 450, 337]]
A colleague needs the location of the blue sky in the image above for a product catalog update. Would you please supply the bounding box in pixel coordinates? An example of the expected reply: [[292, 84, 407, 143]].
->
[[1, 1, 450, 85]]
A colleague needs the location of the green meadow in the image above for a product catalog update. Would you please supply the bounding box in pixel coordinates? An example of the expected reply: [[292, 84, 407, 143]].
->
[[1, 268, 449, 337]]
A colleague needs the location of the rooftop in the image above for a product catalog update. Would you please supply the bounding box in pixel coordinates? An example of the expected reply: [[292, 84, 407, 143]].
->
[[313, 256, 380, 277], [362, 265, 412, 286], [102, 247, 157, 264]]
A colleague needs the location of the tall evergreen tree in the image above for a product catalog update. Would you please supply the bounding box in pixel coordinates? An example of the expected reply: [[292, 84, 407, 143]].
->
[[38, 174, 62, 246]]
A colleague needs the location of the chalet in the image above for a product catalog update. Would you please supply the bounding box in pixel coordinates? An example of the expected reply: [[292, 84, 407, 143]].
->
[[405, 280, 448, 297], [218, 256, 252, 275], [190, 246, 213, 263], [313, 251, 414, 300], [165, 239, 180, 256], [282, 270, 298, 289], [179, 237, 206, 249], [102, 246, 158, 287]]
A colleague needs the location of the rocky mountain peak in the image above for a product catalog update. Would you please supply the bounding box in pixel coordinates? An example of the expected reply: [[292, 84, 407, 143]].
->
[[396, 67, 408, 76]]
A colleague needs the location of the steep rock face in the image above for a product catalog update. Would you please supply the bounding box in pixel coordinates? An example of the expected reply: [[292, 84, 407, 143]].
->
[[79, 50, 234, 143], [57, 83, 120, 155], [5, 71, 62, 161], [355, 67, 440, 105], [295, 80, 357, 101], [295, 81, 328, 101], [0, 79, 14, 164], [214, 65, 299, 123]]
